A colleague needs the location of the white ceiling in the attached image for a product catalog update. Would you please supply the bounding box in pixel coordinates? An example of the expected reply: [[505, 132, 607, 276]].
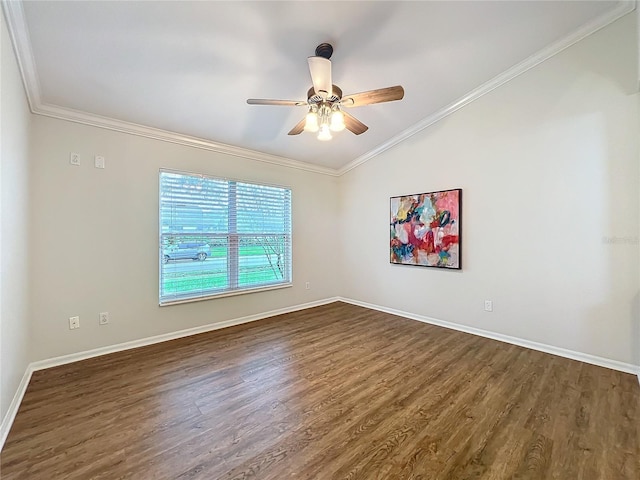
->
[[6, 1, 631, 172]]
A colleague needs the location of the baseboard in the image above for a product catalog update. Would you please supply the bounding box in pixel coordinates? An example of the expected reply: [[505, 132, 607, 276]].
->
[[0, 296, 339, 452], [339, 297, 640, 377], [0, 366, 33, 451], [31, 297, 340, 372]]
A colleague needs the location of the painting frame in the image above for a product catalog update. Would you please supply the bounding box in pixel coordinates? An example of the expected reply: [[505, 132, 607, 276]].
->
[[390, 188, 462, 269]]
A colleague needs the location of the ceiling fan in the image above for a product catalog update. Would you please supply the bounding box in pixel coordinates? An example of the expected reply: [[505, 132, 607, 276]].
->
[[247, 43, 404, 141]]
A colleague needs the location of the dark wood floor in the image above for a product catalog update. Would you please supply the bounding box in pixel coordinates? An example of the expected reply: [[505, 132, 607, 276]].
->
[[1, 302, 638, 479]]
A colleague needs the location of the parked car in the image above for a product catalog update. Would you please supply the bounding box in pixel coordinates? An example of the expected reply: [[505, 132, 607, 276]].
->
[[162, 243, 210, 263]]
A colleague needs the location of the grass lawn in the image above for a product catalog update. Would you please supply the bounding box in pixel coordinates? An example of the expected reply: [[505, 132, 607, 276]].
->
[[208, 245, 274, 257], [162, 264, 282, 296]]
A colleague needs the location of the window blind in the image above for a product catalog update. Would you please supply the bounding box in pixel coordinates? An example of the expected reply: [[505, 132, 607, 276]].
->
[[159, 170, 292, 305]]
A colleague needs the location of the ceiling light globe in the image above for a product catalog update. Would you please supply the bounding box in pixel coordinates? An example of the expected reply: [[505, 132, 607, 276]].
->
[[317, 124, 332, 141], [330, 110, 345, 132], [304, 112, 319, 132]]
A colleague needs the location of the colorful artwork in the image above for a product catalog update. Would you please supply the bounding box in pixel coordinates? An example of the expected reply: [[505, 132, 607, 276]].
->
[[390, 189, 461, 269]]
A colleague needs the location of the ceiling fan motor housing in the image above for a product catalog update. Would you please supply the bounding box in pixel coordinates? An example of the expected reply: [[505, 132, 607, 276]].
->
[[307, 85, 342, 105]]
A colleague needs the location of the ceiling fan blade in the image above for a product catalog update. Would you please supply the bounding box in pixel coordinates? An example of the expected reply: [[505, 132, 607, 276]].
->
[[343, 111, 368, 135], [307, 56, 332, 98], [288, 117, 307, 135], [341, 85, 404, 107], [247, 99, 307, 106]]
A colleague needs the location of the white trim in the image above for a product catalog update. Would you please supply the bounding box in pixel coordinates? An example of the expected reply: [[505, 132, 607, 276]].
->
[[3, 0, 634, 178], [33, 103, 339, 177], [0, 367, 33, 451], [338, 297, 640, 376], [160, 282, 294, 306], [336, 0, 636, 176], [30, 297, 339, 371], [1, 0, 40, 110]]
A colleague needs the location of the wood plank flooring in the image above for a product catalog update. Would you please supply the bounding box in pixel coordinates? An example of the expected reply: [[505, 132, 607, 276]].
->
[[1, 302, 638, 479]]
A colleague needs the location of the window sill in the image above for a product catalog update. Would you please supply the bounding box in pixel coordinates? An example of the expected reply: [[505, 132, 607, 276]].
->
[[159, 282, 293, 306]]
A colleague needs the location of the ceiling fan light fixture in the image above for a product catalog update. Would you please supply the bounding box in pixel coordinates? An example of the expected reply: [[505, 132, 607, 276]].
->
[[304, 110, 319, 132], [317, 123, 332, 141], [330, 109, 345, 132]]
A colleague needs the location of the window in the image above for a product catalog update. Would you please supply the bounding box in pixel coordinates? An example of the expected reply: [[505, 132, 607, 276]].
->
[[159, 170, 292, 305]]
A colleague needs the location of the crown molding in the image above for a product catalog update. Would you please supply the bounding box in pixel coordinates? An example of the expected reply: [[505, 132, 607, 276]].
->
[[3, 0, 634, 178], [33, 103, 340, 176], [2, 0, 41, 110], [337, 0, 636, 176]]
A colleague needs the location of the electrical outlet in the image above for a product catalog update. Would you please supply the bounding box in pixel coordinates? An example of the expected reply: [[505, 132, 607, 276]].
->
[[484, 300, 493, 312], [305, 281, 310, 290], [99, 312, 109, 325], [69, 152, 80, 166], [69, 316, 80, 329], [94, 155, 105, 169]]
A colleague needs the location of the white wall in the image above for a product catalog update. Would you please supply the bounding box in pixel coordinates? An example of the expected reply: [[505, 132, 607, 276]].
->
[[0, 12, 32, 422], [28, 116, 339, 361], [339, 14, 639, 366]]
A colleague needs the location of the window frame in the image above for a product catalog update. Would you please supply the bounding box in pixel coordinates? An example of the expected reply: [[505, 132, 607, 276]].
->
[[158, 168, 293, 306]]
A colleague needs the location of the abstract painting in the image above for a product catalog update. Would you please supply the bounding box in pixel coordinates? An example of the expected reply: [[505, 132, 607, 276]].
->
[[390, 189, 461, 269]]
